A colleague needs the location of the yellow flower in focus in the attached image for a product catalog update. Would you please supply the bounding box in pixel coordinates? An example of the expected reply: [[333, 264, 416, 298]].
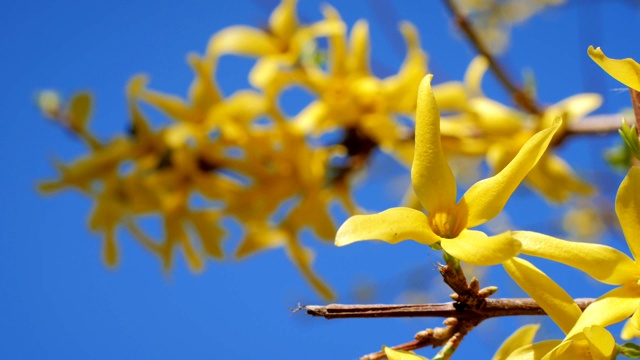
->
[[335, 75, 560, 266], [588, 46, 640, 92]]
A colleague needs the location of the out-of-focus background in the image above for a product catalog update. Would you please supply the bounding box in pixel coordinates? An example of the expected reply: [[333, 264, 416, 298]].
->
[[2, 1, 640, 358]]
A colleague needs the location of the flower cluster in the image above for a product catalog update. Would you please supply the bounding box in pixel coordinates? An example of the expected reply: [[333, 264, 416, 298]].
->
[[37, 4, 639, 358], [337, 47, 640, 358]]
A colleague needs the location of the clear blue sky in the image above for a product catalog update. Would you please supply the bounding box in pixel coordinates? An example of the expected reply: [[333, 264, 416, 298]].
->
[[1, 1, 639, 359]]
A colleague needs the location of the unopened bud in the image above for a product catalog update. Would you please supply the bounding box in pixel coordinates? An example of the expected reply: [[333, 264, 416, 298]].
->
[[478, 286, 499, 299]]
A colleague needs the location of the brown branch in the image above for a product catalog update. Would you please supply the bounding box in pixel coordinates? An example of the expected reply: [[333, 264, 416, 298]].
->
[[442, 0, 543, 115], [568, 114, 631, 135], [360, 317, 477, 360], [304, 298, 594, 320]]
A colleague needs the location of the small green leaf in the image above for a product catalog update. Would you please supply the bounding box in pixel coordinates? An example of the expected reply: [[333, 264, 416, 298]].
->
[[606, 140, 632, 170], [68, 92, 93, 131], [619, 118, 640, 161]]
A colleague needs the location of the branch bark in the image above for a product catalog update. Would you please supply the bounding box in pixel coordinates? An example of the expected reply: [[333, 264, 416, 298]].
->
[[442, 0, 543, 115], [304, 298, 594, 320]]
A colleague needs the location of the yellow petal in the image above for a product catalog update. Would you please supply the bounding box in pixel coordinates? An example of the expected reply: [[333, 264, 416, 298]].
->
[[347, 20, 370, 75], [286, 239, 335, 301], [103, 226, 118, 268], [503, 257, 582, 334], [269, 0, 297, 41], [588, 46, 640, 91], [513, 230, 637, 285], [616, 166, 640, 261], [206, 26, 278, 59], [493, 324, 540, 360], [384, 21, 427, 113], [165, 217, 203, 273], [235, 223, 286, 259], [249, 57, 284, 89], [68, 92, 92, 132], [630, 306, 640, 337], [432, 82, 467, 112], [412, 75, 457, 213], [383, 346, 429, 360], [335, 207, 438, 246], [440, 230, 520, 266], [189, 210, 225, 259], [541, 340, 586, 360], [294, 101, 329, 134], [582, 325, 616, 359], [566, 286, 640, 338], [541, 93, 602, 129], [322, 4, 347, 76], [468, 97, 524, 135], [140, 87, 194, 122], [621, 312, 640, 340], [506, 340, 562, 360], [464, 55, 489, 97], [463, 119, 561, 227], [524, 154, 593, 202]]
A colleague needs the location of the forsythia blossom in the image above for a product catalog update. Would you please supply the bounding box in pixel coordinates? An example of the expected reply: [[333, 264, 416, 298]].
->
[[335, 75, 560, 266]]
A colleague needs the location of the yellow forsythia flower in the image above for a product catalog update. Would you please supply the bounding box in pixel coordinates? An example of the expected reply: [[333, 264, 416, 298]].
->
[[335, 75, 560, 266]]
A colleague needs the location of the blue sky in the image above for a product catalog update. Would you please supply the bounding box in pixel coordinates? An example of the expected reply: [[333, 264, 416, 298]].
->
[[1, 1, 640, 359]]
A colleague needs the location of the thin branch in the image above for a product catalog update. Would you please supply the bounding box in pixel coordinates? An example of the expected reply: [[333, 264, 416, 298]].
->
[[304, 298, 594, 320], [568, 114, 630, 135], [360, 317, 475, 360], [442, 0, 543, 115]]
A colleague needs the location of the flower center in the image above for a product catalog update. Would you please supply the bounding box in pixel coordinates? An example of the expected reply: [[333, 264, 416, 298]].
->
[[428, 211, 465, 239]]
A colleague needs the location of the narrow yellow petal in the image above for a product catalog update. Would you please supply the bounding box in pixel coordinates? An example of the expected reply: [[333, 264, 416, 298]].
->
[[468, 97, 524, 135], [322, 4, 347, 76], [440, 230, 520, 266], [493, 324, 540, 360], [582, 325, 616, 358], [464, 55, 489, 97], [268, 0, 297, 41], [616, 167, 640, 261], [68, 92, 92, 132], [505, 340, 562, 360], [189, 210, 225, 259], [566, 286, 640, 338], [629, 306, 640, 337], [383, 346, 429, 360], [335, 207, 438, 246], [206, 26, 278, 59], [286, 240, 335, 301], [347, 20, 370, 75], [621, 312, 640, 340], [588, 46, 640, 91], [503, 257, 582, 334], [463, 119, 561, 227], [541, 93, 602, 129], [103, 226, 118, 268], [513, 230, 637, 285], [412, 75, 457, 214], [432, 82, 467, 112]]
